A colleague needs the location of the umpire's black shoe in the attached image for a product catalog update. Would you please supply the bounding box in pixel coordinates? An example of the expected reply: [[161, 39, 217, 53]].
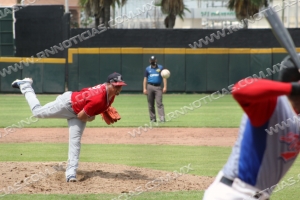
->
[[150, 119, 156, 123]]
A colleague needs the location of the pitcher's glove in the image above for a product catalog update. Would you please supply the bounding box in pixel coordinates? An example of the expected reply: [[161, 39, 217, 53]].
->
[[100, 106, 121, 125]]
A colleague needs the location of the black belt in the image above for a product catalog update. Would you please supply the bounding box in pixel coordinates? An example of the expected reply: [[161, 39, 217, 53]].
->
[[148, 83, 161, 86], [220, 176, 233, 187], [220, 176, 267, 200]]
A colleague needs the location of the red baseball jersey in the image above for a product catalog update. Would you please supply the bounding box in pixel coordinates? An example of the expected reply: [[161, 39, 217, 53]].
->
[[71, 84, 115, 117]]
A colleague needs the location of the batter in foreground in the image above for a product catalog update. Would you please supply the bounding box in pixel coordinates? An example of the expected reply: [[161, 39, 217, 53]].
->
[[11, 72, 126, 182], [204, 55, 300, 200]]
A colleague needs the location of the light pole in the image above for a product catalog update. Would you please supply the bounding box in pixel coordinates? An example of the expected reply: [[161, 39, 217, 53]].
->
[[296, 0, 298, 27], [65, 0, 69, 13]]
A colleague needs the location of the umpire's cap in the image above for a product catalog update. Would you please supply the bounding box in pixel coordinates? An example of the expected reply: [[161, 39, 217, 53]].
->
[[278, 55, 300, 82], [107, 72, 127, 86], [150, 56, 156, 61]]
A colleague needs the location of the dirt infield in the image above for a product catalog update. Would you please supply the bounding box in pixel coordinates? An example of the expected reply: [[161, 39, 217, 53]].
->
[[0, 127, 238, 146], [0, 128, 238, 196], [0, 162, 212, 195]]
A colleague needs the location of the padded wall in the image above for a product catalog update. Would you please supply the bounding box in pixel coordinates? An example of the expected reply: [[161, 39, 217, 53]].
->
[[185, 49, 207, 92], [206, 49, 229, 91], [228, 49, 251, 85]]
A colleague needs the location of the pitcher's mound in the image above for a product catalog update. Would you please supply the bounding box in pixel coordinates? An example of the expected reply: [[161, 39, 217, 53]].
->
[[0, 162, 213, 195]]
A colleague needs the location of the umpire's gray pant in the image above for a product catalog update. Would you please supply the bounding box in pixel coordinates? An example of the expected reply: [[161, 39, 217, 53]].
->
[[147, 84, 165, 121], [20, 83, 86, 180]]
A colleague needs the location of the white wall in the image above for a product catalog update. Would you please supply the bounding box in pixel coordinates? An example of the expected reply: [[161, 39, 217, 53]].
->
[[115, 0, 300, 29]]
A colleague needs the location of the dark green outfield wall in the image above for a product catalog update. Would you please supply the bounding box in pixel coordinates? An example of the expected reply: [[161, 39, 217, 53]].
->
[[0, 48, 292, 93], [0, 58, 65, 93], [0, 7, 14, 57], [68, 48, 291, 93], [272, 49, 290, 81], [185, 50, 207, 92]]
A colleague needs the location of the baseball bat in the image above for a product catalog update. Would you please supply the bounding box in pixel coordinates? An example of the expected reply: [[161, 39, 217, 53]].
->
[[264, 7, 300, 69]]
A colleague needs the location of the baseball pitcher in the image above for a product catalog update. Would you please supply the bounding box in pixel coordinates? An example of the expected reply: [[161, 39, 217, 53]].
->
[[204, 55, 300, 199], [12, 72, 126, 182]]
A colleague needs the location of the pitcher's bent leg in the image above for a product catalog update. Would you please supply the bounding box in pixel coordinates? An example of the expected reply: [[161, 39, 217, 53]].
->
[[65, 118, 86, 180], [20, 83, 41, 112], [20, 83, 76, 119]]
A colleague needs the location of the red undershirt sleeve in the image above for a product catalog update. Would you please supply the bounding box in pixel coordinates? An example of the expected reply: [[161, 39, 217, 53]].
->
[[232, 79, 292, 127]]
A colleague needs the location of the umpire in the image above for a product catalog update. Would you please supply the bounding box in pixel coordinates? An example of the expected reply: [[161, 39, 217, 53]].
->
[[143, 56, 167, 122]]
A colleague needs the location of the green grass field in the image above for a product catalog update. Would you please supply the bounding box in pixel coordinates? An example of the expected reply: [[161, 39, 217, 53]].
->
[[1, 94, 300, 200], [0, 94, 243, 128]]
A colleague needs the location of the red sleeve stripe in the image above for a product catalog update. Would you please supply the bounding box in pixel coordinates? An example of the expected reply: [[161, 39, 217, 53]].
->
[[232, 79, 292, 127]]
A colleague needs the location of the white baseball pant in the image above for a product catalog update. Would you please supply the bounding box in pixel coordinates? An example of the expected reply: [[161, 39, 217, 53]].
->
[[203, 171, 270, 200], [20, 83, 86, 180]]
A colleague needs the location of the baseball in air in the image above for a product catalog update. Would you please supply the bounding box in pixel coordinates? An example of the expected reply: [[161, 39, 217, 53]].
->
[[161, 69, 170, 79]]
